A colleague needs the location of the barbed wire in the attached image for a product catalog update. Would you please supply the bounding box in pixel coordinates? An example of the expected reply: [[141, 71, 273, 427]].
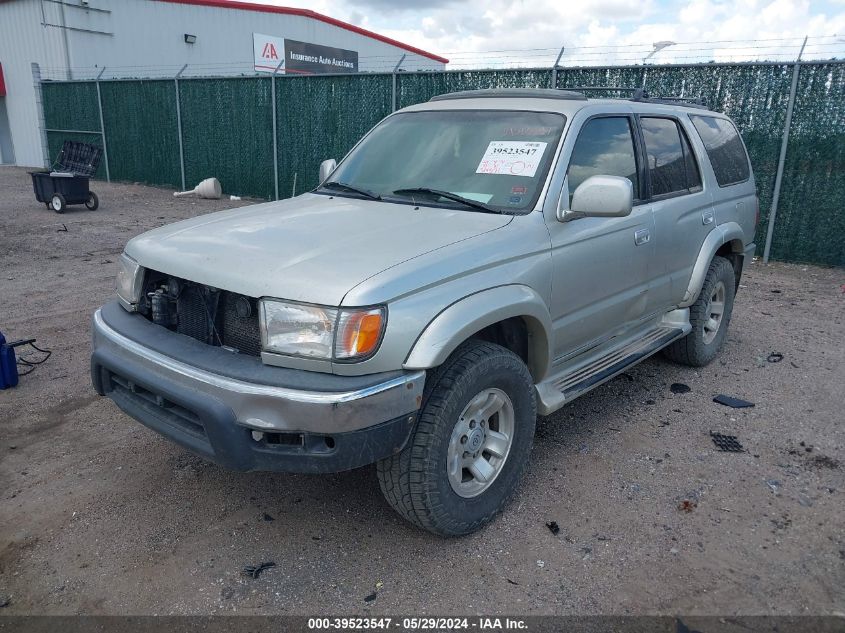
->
[[38, 35, 845, 80]]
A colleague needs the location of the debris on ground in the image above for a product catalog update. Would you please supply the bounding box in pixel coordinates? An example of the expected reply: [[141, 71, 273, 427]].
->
[[242, 561, 276, 579], [678, 500, 697, 513], [809, 455, 841, 470], [713, 394, 755, 408], [537, 560, 545, 568], [505, 578, 519, 585], [670, 383, 691, 394], [57, 224, 67, 232], [766, 479, 781, 494], [262, 512, 274, 522], [710, 432, 745, 452], [767, 352, 784, 363], [364, 592, 377, 603], [375, 581, 384, 590], [546, 521, 560, 535], [0, 595, 9, 608]]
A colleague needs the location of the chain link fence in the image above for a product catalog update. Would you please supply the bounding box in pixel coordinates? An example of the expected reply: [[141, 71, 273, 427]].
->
[[38, 61, 845, 266]]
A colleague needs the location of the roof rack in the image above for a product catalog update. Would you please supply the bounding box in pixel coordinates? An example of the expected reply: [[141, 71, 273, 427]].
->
[[565, 86, 710, 110], [429, 88, 587, 102]]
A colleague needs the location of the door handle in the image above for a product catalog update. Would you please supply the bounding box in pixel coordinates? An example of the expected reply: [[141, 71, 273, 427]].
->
[[634, 228, 650, 246], [702, 210, 715, 225]]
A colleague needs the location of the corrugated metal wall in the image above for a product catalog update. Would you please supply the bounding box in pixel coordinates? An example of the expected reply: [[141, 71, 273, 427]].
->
[[0, 0, 68, 167], [40, 62, 845, 265]]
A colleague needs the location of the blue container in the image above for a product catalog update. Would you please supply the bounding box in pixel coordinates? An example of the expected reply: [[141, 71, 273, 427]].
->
[[0, 331, 19, 389]]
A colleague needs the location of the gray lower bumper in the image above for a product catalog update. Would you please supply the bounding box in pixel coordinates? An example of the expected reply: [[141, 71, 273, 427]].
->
[[91, 305, 425, 435]]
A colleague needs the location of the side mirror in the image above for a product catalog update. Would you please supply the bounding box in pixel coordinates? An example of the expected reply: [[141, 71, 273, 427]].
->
[[319, 159, 337, 183], [559, 175, 633, 221]]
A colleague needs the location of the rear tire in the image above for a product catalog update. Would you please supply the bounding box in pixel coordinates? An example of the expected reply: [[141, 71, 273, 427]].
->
[[85, 192, 99, 210], [663, 255, 735, 367], [377, 340, 536, 536], [50, 194, 66, 214]]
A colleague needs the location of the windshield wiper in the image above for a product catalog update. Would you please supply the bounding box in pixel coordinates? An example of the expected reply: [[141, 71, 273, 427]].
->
[[317, 181, 381, 200], [392, 187, 502, 214]]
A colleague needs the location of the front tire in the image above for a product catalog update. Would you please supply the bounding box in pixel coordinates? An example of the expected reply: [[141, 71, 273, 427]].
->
[[377, 340, 536, 536], [664, 255, 736, 367]]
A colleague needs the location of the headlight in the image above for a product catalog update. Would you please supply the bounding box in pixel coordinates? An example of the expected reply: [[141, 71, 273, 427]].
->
[[116, 253, 144, 310], [259, 300, 386, 362]]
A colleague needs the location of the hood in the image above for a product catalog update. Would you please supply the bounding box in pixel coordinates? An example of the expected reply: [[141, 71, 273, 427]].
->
[[126, 193, 512, 306]]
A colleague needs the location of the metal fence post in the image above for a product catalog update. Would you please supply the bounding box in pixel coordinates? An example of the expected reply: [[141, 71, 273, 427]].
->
[[31, 63, 51, 168], [271, 60, 284, 200], [763, 36, 807, 263], [392, 54, 406, 112], [174, 64, 188, 191], [551, 46, 565, 88], [95, 66, 111, 182]]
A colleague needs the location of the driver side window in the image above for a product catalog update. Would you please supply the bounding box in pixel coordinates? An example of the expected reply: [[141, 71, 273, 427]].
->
[[567, 117, 639, 203]]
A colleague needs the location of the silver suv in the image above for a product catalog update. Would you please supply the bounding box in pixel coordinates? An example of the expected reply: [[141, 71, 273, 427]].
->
[[92, 88, 758, 536]]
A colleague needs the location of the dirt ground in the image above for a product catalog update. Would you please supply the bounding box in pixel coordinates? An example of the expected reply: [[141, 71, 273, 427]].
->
[[0, 165, 843, 616]]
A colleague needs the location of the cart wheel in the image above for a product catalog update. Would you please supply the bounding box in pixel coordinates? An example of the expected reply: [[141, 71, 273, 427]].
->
[[50, 194, 66, 214], [85, 192, 99, 211]]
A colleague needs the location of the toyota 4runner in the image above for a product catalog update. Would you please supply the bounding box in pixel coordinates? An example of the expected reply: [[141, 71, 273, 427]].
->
[[92, 88, 758, 536]]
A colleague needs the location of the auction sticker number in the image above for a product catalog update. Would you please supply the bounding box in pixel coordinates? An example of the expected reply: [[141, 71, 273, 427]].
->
[[476, 141, 548, 177]]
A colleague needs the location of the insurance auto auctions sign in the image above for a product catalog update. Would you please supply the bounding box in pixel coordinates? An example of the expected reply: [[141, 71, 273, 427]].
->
[[253, 34, 358, 74]]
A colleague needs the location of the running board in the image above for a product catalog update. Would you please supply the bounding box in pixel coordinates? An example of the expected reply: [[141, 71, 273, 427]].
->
[[535, 309, 691, 416]]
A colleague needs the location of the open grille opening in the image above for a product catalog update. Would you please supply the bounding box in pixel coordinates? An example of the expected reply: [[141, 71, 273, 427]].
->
[[140, 271, 262, 356]]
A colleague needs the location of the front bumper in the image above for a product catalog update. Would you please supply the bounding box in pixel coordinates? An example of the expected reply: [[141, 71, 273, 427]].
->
[[91, 302, 425, 472]]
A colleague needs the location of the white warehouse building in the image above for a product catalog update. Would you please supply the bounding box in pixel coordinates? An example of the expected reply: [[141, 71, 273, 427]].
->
[[0, 0, 447, 168]]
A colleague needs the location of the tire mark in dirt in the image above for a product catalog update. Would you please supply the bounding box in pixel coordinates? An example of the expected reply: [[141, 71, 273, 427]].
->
[[3, 394, 101, 450]]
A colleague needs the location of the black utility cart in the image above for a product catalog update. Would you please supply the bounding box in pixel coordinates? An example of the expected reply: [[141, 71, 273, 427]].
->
[[31, 141, 103, 213]]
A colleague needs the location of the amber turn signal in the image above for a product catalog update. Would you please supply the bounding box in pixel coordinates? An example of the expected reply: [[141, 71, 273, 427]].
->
[[334, 308, 386, 360]]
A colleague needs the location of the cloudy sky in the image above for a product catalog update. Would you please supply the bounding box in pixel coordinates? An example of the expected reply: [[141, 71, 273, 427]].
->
[[250, 0, 845, 68]]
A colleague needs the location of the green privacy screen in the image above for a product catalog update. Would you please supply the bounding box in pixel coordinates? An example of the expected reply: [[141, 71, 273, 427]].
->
[[100, 80, 181, 188], [275, 73, 393, 199], [41, 61, 844, 265], [180, 78, 274, 199], [42, 81, 100, 132], [769, 63, 845, 265]]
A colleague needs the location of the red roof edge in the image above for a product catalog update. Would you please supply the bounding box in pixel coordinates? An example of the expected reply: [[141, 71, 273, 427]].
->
[[155, 0, 449, 64]]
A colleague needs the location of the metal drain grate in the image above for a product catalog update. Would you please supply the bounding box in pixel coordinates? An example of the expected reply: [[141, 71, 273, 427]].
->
[[710, 432, 744, 452]]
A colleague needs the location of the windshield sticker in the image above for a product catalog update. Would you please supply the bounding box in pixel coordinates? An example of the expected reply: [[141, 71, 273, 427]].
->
[[476, 141, 548, 177], [454, 191, 494, 203], [502, 126, 556, 137]]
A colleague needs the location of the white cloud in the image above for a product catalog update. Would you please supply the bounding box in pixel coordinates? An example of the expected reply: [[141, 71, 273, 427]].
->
[[249, 0, 845, 67]]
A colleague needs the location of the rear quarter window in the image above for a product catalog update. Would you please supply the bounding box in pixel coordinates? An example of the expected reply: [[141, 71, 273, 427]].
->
[[690, 115, 750, 187]]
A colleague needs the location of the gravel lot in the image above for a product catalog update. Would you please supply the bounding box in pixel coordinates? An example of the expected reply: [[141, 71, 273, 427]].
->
[[0, 165, 843, 616]]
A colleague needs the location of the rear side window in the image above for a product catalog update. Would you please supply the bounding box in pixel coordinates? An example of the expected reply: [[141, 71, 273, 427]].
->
[[690, 115, 750, 186], [567, 117, 639, 200], [640, 117, 702, 196]]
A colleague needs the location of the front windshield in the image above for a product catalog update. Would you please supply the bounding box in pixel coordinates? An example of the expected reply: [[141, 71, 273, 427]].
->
[[320, 110, 566, 213]]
